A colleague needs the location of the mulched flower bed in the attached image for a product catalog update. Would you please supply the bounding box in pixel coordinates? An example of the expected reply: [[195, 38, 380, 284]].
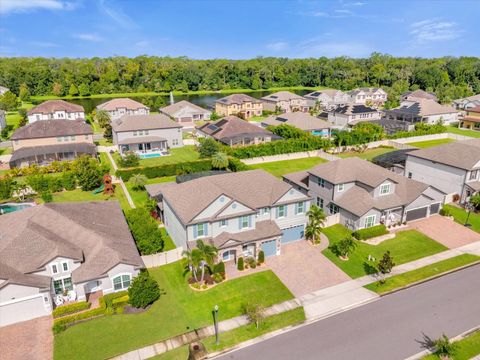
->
[[122, 304, 151, 314]]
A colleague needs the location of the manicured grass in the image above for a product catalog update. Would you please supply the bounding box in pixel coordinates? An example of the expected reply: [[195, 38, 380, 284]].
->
[[322, 224, 448, 279], [248, 157, 327, 177], [160, 227, 176, 251], [114, 146, 200, 168], [364, 254, 480, 294], [125, 176, 176, 207], [151, 345, 189, 360], [443, 204, 480, 234], [0, 147, 12, 155], [95, 138, 113, 146], [423, 330, 480, 359], [407, 138, 455, 148], [98, 152, 115, 173], [447, 125, 480, 138], [4, 102, 35, 138], [249, 115, 269, 122], [337, 146, 396, 161], [54, 263, 293, 360]]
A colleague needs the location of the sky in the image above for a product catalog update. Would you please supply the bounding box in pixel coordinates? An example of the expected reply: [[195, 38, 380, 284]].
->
[[0, 0, 479, 59]]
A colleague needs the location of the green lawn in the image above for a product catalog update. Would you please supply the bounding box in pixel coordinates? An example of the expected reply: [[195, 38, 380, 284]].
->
[[4, 102, 35, 138], [322, 225, 448, 279], [54, 264, 293, 360], [337, 147, 396, 161], [160, 227, 176, 251], [249, 157, 327, 177], [114, 146, 200, 168], [0, 147, 12, 155], [423, 330, 480, 360], [95, 138, 113, 146], [364, 254, 480, 294], [407, 138, 455, 148], [443, 204, 480, 233], [447, 125, 480, 138], [125, 176, 176, 207], [98, 152, 115, 173]]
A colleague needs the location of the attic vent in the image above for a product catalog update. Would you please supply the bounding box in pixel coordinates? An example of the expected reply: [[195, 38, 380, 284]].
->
[[232, 203, 237, 209], [219, 196, 225, 203], [289, 189, 294, 195]]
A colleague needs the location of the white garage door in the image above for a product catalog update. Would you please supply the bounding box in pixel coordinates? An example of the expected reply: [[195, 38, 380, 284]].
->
[[0, 296, 50, 327]]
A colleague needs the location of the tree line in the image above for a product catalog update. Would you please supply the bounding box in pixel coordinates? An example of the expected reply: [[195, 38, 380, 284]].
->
[[0, 53, 479, 106]]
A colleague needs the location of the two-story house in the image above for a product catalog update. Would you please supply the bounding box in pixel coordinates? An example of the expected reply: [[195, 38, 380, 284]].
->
[[283, 157, 445, 230], [96, 98, 150, 121], [9, 119, 95, 168], [401, 89, 438, 102], [215, 94, 263, 119], [459, 105, 480, 131], [347, 88, 387, 107], [146, 170, 311, 262], [304, 89, 351, 110], [111, 114, 183, 156], [0, 201, 144, 327], [196, 115, 281, 146], [27, 100, 85, 123], [384, 98, 459, 125], [261, 91, 309, 113], [160, 100, 211, 129], [405, 139, 480, 203], [327, 104, 381, 128], [453, 94, 480, 110]]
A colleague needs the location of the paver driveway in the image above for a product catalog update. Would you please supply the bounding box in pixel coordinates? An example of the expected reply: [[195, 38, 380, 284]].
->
[[0, 316, 53, 360], [409, 215, 480, 249], [266, 241, 350, 297]]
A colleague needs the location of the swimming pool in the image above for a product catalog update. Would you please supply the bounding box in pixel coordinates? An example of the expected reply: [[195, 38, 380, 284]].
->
[[139, 153, 162, 159], [0, 203, 35, 215]]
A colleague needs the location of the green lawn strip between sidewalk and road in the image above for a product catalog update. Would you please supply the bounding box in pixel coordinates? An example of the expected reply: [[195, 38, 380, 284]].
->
[[422, 329, 480, 360], [248, 157, 327, 177], [443, 204, 480, 234], [407, 138, 455, 148], [364, 254, 480, 294], [322, 224, 448, 279]]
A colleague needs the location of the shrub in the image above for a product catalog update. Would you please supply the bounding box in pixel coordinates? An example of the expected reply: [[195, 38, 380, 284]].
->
[[258, 250, 265, 264], [118, 152, 140, 168], [237, 257, 244, 271], [128, 271, 160, 308], [26, 174, 62, 193], [433, 334, 458, 357], [227, 157, 248, 172], [246, 257, 256, 269], [128, 174, 148, 190], [214, 261, 225, 275], [61, 171, 77, 190], [378, 251, 395, 275], [212, 273, 224, 283], [52, 301, 91, 318], [125, 208, 164, 254], [352, 224, 388, 240], [388, 123, 446, 139], [439, 208, 451, 217], [73, 155, 107, 191], [198, 137, 220, 158], [0, 178, 13, 200], [41, 191, 53, 203]]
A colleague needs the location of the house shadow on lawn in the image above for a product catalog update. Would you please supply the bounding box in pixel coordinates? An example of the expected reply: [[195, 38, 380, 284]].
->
[[363, 262, 378, 275]]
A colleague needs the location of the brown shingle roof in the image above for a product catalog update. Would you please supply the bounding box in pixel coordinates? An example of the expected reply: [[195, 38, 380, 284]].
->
[[97, 98, 149, 111], [209, 220, 282, 249], [11, 119, 93, 140], [215, 94, 261, 105], [111, 114, 182, 132], [262, 112, 332, 131], [160, 100, 210, 116], [261, 91, 305, 102], [27, 100, 84, 116], [0, 202, 144, 288], [402, 90, 437, 101], [392, 98, 457, 116]]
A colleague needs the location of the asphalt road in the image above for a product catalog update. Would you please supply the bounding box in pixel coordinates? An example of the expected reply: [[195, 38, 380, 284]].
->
[[216, 264, 480, 360]]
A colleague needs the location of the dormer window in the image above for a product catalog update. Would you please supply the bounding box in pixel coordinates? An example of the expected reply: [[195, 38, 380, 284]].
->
[[379, 183, 391, 196]]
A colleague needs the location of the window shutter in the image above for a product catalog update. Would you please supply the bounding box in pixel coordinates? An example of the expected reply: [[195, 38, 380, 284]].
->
[[295, 203, 298, 214], [238, 217, 242, 229], [275, 207, 279, 218], [193, 225, 198, 239], [248, 216, 252, 227], [204, 223, 208, 236], [284, 205, 288, 217]]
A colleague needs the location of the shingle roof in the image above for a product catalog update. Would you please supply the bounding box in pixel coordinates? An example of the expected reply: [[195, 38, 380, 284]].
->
[[332, 104, 378, 115], [305, 89, 342, 98], [0, 202, 144, 288], [389, 98, 457, 117], [11, 119, 93, 140], [149, 170, 304, 224], [160, 100, 210, 116], [402, 90, 437, 101], [111, 114, 182, 132], [283, 170, 310, 191], [261, 112, 332, 131], [27, 100, 84, 116], [407, 139, 480, 170], [215, 94, 261, 105], [97, 98, 149, 111], [261, 91, 305, 102]]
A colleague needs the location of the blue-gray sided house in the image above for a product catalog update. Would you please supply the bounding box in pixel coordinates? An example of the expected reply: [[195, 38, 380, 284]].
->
[[146, 170, 311, 262], [283, 157, 445, 230]]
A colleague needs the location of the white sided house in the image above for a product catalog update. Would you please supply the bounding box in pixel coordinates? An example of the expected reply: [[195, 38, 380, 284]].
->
[[160, 100, 211, 129], [327, 104, 381, 128], [27, 100, 85, 123], [146, 170, 311, 262], [96, 98, 150, 121], [283, 157, 445, 230], [0, 202, 144, 327], [347, 88, 387, 107], [304, 89, 351, 110]]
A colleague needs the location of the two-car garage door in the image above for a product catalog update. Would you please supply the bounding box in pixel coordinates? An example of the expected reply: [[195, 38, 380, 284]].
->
[[281, 225, 305, 244], [405, 203, 441, 222]]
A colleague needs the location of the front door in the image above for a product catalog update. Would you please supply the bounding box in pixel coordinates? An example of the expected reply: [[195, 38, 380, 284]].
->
[[242, 244, 255, 258]]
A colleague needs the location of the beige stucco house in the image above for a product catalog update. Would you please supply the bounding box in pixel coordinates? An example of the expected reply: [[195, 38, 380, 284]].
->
[[27, 100, 85, 123], [215, 94, 263, 119]]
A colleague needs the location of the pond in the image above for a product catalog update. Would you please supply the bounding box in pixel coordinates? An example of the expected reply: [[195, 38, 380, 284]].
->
[[34, 89, 312, 114], [0, 202, 35, 215]]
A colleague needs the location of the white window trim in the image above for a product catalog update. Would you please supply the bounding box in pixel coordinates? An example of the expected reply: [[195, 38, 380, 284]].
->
[[220, 219, 228, 228], [379, 183, 391, 196], [240, 215, 250, 229], [111, 273, 132, 291], [296, 202, 305, 214], [61, 261, 69, 272], [51, 263, 59, 274], [364, 215, 376, 228], [277, 205, 286, 218], [195, 223, 207, 239]]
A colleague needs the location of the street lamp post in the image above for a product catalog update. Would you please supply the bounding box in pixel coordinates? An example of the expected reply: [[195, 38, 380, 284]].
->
[[213, 304, 219, 345], [464, 201, 474, 228]]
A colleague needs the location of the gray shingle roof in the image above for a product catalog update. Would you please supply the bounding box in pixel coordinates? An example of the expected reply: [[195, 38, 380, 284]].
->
[[97, 98, 149, 111], [11, 119, 93, 140], [160, 100, 210, 116], [215, 94, 261, 105], [209, 220, 282, 249], [389, 98, 457, 117], [261, 91, 305, 102], [111, 114, 182, 132], [27, 100, 84, 116], [262, 112, 332, 131]]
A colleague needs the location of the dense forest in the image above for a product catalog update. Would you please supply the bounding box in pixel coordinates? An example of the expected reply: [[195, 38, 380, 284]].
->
[[0, 54, 479, 106]]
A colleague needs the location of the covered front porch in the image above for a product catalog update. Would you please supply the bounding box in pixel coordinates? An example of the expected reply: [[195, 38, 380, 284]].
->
[[118, 136, 169, 156], [380, 207, 404, 227]]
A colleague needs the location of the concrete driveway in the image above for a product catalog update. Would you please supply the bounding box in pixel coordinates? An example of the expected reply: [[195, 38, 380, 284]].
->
[[0, 316, 53, 360], [266, 241, 350, 297], [409, 215, 480, 249]]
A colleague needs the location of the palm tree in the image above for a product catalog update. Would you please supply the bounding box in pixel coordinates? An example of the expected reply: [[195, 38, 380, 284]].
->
[[211, 152, 229, 169], [306, 205, 326, 228], [182, 248, 203, 283], [95, 109, 111, 129], [129, 174, 148, 190], [196, 240, 218, 281], [305, 222, 322, 245]]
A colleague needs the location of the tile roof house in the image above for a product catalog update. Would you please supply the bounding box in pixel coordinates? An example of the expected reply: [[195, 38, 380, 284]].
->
[[401, 90, 438, 102], [347, 87, 387, 107], [196, 116, 281, 146], [384, 98, 459, 125], [261, 91, 309, 113], [283, 157, 445, 230], [458, 105, 480, 131], [304, 89, 351, 110], [9, 119, 95, 168], [96, 98, 149, 121], [405, 139, 480, 203], [0, 201, 144, 326], [27, 100, 85, 123], [215, 94, 263, 119], [160, 100, 211, 129], [261, 112, 333, 137], [327, 104, 381, 128], [111, 114, 183, 155], [146, 170, 311, 262]]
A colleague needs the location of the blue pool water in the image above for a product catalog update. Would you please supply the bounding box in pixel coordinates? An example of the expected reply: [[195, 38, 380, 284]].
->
[[0, 203, 34, 215], [139, 153, 162, 159]]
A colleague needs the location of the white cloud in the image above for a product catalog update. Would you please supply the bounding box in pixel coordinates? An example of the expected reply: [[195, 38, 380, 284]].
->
[[72, 33, 104, 42], [0, 0, 76, 15], [410, 19, 463, 43], [266, 42, 289, 51], [98, 0, 136, 28]]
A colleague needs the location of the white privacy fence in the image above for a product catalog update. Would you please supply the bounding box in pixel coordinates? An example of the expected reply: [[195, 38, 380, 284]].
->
[[142, 247, 184, 268]]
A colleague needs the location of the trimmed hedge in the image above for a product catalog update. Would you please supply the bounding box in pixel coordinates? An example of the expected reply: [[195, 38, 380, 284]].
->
[[125, 208, 164, 255], [352, 224, 389, 240], [52, 301, 91, 318], [388, 123, 446, 139]]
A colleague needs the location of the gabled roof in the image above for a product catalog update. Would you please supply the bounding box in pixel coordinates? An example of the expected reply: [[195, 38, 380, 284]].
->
[[389, 98, 457, 117], [262, 112, 332, 131], [407, 139, 480, 170], [402, 90, 437, 101], [111, 114, 182, 132], [11, 119, 93, 140], [27, 100, 84, 115], [305, 89, 344, 99], [0, 202, 143, 288], [160, 100, 210, 116], [97, 98, 149, 111], [332, 104, 378, 115], [215, 94, 261, 105], [261, 91, 305, 102], [348, 87, 385, 96], [209, 220, 282, 249]]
